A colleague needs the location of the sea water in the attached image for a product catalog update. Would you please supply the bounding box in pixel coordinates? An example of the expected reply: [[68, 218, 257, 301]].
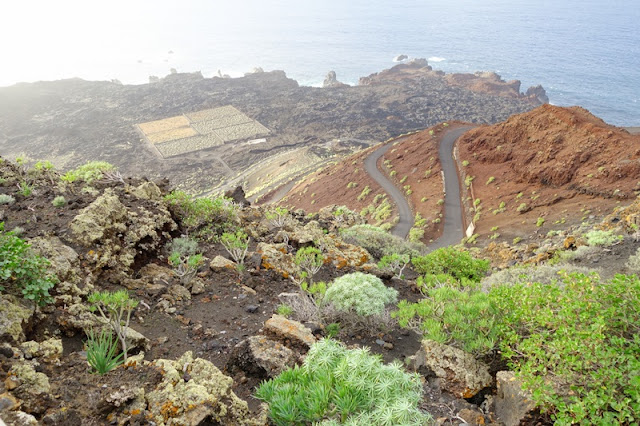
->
[[2, 0, 638, 125]]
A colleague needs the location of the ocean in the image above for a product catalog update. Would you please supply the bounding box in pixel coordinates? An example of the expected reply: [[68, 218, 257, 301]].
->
[[2, 0, 638, 126]]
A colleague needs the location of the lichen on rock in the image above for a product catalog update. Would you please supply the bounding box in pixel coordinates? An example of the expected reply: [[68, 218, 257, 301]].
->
[[146, 351, 261, 425]]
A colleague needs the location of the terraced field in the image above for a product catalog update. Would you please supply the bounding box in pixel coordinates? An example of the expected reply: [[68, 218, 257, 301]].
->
[[137, 106, 270, 158]]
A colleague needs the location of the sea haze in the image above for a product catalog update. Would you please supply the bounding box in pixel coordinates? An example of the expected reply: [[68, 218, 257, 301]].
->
[[2, 0, 638, 125]]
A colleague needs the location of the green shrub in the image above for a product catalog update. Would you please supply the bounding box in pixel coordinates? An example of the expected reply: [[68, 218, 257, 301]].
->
[[462, 160, 470, 167], [490, 273, 640, 424], [255, 338, 430, 425], [0, 223, 56, 305], [62, 161, 115, 183], [294, 246, 324, 279], [516, 202, 528, 212], [85, 328, 123, 374], [536, 217, 545, 227], [486, 176, 495, 185], [88, 290, 138, 363], [324, 272, 398, 317], [412, 247, 489, 286], [377, 253, 411, 279], [585, 229, 622, 247], [0, 194, 15, 205], [265, 206, 289, 228], [276, 304, 293, 318], [357, 185, 371, 201], [340, 224, 422, 259], [408, 227, 425, 242], [394, 287, 500, 356], [220, 230, 250, 265], [164, 191, 238, 238], [51, 196, 66, 207]]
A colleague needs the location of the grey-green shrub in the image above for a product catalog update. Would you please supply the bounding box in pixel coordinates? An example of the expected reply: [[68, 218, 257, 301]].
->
[[482, 264, 601, 291], [51, 196, 66, 207], [323, 272, 398, 317], [0, 194, 15, 205], [255, 338, 431, 425], [340, 224, 422, 259], [585, 229, 622, 247]]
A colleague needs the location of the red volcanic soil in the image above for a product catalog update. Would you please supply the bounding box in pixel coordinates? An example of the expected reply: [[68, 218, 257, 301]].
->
[[280, 124, 470, 243], [278, 143, 399, 224], [457, 104, 640, 242]]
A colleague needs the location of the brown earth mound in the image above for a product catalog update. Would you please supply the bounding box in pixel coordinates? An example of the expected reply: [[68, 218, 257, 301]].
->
[[457, 104, 640, 242]]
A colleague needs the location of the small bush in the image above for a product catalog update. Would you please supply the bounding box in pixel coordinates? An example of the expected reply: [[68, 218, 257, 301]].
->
[[536, 217, 545, 227], [85, 328, 123, 374], [88, 290, 138, 363], [0, 194, 15, 205], [323, 272, 398, 317], [62, 161, 115, 184], [357, 185, 371, 201], [340, 224, 422, 259], [294, 246, 324, 280], [51, 195, 66, 207], [220, 230, 250, 265], [265, 206, 289, 228], [412, 247, 489, 286], [394, 287, 500, 356], [0, 222, 56, 305], [276, 304, 293, 318], [486, 176, 495, 185], [255, 338, 430, 425], [585, 229, 622, 247], [377, 253, 411, 279], [164, 191, 238, 238]]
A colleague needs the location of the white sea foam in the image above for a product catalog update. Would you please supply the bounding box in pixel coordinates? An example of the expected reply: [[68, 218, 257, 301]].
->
[[428, 56, 446, 62]]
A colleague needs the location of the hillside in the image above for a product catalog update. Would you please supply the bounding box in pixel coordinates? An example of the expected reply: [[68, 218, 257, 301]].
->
[[457, 104, 640, 242], [1, 154, 640, 424], [279, 123, 463, 242]]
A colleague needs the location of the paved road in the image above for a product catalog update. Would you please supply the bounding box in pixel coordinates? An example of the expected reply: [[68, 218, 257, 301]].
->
[[363, 126, 473, 245], [364, 140, 414, 238], [427, 126, 475, 251]]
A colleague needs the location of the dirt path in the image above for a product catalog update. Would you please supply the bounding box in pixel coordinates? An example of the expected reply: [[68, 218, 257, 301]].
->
[[364, 138, 414, 238], [427, 126, 475, 251]]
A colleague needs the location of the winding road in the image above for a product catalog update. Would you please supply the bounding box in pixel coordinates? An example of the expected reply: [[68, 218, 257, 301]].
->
[[363, 126, 473, 247], [364, 140, 414, 238]]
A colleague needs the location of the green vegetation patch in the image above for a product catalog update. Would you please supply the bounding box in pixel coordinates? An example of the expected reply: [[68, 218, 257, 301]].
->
[[255, 338, 431, 425]]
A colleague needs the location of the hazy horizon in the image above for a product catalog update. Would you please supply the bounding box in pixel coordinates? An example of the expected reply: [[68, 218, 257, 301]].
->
[[2, 0, 639, 125]]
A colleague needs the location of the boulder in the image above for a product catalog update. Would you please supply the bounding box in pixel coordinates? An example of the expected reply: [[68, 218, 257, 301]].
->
[[495, 371, 537, 426], [8, 362, 51, 395], [0, 295, 34, 345], [408, 339, 491, 399], [1, 410, 38, 425], [29, 237, 79, 282], [146, 351, 261, 425], [264, 315, 316, 349], [224, 186, 250, 206], [322, 71, 348, 88], [257, 242, 297, 279], [210, 255, 236, 272], [128, 181, 163, 201], [228, 336, 296, 378], [20, 338, 63, 363], [70, 188, 176, 274]]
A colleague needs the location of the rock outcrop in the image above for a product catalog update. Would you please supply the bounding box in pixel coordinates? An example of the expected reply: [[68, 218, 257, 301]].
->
[[409, 339, 492, 399], [322, 71, 348, 88]]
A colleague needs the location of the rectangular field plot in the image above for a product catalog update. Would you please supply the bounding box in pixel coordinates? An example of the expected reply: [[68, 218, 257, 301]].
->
[[138, 116, 191, 135], [146, 126, 199, 144], [138, 105, 270, 158], [214, 121, 270, 143], [191, 114, 253, 134], [154, 134, 225, 157], [185, 106, 243, 122]]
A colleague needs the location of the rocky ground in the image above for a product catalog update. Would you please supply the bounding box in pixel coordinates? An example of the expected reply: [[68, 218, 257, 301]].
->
[[0, 60, 543, 197], [1, 150, 639, 425]]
